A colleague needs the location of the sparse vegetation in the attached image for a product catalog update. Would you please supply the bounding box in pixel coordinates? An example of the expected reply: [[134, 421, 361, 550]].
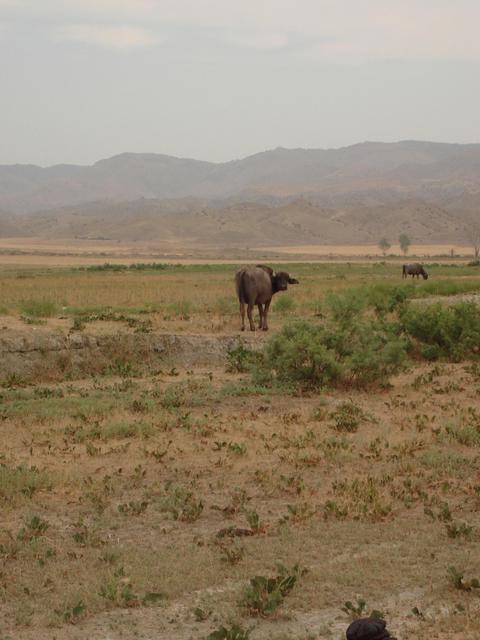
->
[[240, 564, 305, 616], [0, 260, 479, 639]]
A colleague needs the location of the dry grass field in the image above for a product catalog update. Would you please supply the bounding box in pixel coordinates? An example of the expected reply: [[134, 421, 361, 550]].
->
[[1, 258, 480, 640], [0, 260, 480, 336]]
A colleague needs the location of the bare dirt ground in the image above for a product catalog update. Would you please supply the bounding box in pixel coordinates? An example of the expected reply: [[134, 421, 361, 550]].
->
[[1, 361, 480, 639], [0, 238, 475, 266], [254, 243, 474, 258]]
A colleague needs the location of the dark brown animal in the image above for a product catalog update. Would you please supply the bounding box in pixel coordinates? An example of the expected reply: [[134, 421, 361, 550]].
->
[[235, 264, 299, 331], [402, 263, 428, 280], [346, 618, 396, 640]]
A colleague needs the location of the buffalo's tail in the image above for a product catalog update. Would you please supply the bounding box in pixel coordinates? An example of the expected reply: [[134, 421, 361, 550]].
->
[[235, 271, 247, 304]]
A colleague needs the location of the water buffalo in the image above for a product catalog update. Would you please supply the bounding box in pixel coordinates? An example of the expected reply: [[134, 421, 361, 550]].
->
[[402, 263, 428, 280], [235, 264, 299, 331]]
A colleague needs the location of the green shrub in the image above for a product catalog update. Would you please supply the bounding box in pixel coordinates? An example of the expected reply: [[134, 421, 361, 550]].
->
[[401, 302, 480, 361], [264, 321, 341, 389], [262, 318, 407, 390], [19, 299, 59, 318], [325, 289, 366, 326], [330, 402, 365, 433], [226, 345, 262, 373], [240, 564, 304, 616], [274, 295, 296, 313]]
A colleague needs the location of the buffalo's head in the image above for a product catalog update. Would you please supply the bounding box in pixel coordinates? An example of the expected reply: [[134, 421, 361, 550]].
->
[[273, 271, 299, 291], [422, 270, 429, 280]]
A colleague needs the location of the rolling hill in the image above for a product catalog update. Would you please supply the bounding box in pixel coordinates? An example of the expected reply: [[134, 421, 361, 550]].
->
[[1, 141, 479, 249]]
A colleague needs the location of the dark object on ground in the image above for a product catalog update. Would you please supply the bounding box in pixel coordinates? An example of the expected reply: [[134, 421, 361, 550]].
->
[[346, 617, 396, 640], [235, 264, 299, 331]]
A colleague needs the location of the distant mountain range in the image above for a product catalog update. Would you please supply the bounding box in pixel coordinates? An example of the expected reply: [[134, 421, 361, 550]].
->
[[1, 141, 479, 247]]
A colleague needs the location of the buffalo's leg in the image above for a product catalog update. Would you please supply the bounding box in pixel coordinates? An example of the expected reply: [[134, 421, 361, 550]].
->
[[257, 304, 264, 329], [262, 300, 271, 331], [247, 303, 255, 331], [239, 302, 246, 331]]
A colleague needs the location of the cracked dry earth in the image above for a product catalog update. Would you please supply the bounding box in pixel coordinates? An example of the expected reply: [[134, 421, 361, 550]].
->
[[1, 360, 480, 640]]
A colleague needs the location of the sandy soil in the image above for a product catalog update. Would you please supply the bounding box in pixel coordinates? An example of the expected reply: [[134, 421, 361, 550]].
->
[[0, 237, 475, 266]]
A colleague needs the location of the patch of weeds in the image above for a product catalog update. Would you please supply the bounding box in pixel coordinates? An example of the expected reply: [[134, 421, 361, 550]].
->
[[207, 624, 252, 640], [193, 607, 211, 622], [215, 539, 245, 565], [131, 398, 154, 414], [0, 464, 52, 503], [330, 402, 365, 433], [244, 509, 266, 534], [216, 488, 250, 516], [240, 563, 306, 617], [33, 386, 64, 399], [99, 577, 140, 608], [71, 520, 104, 547], [445, 422, 480, 447], [54, 600, 86, 625], [447, 566, 480, 591], [465, 363, 480, 381], [166, 300, 192, 320], [107, 360, 137, 377], [226, 345, 262, 373], [160, 380, 213, 409], [157, 484, 204, 522], [19, 299, 58, 318], [341, 598, 384, 620], [118, 500, 149, 516], [445, 521, 474, 539], [279, 501, 316, 525], [411, 365, 445, 387], [326, 476, 393, 522], [278, 473, 306, 496], [101, 420, 154, 440], [424, 501, 452, 523], [72, 316, 85, 331], [1, 372, 26, 388], [274, 295, 296, 314], [17, 516, 49, 542], [227, 442, 247, 456]]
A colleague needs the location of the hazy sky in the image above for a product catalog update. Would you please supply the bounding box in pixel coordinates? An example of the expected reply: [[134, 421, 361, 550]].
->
[[2, 0, 480, 166]]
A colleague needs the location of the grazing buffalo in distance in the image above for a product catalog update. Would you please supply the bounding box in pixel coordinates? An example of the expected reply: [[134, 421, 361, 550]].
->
[[402, 263, 428, 280], [235, 264, 299, 331]]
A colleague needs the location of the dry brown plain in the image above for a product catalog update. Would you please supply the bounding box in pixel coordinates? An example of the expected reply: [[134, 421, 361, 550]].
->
[[1, 252, 480, 640]]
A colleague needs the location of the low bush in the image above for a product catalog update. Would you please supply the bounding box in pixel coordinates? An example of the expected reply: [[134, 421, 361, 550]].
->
[[226, 345, 263, 373], [274, 295, 296, 313], [400, 302, 480, 361], [240, 564, 305, 616], [260, 318, 407, 390], [19, 299, 59, 318]]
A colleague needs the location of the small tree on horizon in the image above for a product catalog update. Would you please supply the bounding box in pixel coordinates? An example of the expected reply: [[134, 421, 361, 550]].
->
[[399, 233, 411, 256], [471, 227, 480, 260], [378, 238, 391, 257]]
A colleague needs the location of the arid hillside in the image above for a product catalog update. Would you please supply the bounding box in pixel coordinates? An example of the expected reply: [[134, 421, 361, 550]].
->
[[2, 141, 480, 249], [3, 197, 474, 248], [3, 141, 480, 214]]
